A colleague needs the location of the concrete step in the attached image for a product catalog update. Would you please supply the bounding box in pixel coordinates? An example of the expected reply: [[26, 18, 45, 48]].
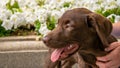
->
[[0, 50, 48, 68], [0, 36, 49, 68]]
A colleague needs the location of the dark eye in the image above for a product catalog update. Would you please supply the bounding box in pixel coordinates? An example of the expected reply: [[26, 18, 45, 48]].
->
[[64, 20, 71, 28], [64, 20, 75, 31]]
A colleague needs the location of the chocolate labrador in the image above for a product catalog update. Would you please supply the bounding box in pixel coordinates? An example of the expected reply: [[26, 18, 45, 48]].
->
[[42, 8, 117, 68]]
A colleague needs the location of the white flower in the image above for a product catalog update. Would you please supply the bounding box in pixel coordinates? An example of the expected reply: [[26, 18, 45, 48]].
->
[[39, 23, 50, 36], [0, 0, 9, 8], [10, 12, 26, 29], [51, 10, 61, 19], [115, 16, 120, 23], [60, 7, 69, 14], [0, 8, 12, 21], [34, 8, 49, 23], [1, 20, 13, 30], [107, 14, 120, 23], [17, 0, 27, 8], [23, 11, 37, 24], [10, 0, 15, 6], [116, 0, 120, 5], [17, 0, 37, 8], [107, 14, 116, 19]]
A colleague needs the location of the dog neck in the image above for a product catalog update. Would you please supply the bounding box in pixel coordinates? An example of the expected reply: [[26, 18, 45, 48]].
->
[[78, 36, 107, 56]]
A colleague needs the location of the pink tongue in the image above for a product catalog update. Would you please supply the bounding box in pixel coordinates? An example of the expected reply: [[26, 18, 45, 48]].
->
[[51, 48, 65, 62]]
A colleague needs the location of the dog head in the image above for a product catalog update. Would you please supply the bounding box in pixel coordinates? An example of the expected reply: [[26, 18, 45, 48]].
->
[[42, 8, 112, 62]]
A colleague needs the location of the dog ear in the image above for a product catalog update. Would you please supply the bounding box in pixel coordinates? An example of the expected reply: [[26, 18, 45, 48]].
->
[[85, 13, 113, 48]]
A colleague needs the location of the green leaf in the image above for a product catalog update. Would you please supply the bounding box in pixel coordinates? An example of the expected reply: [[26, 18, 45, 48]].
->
[[6, 0, 12, 10], [12, 1, 19, 8], [36, 0, 45, 6], [35, 19, 41, 32], [0, 19, 2, 24], [63, 2, 71, 7], [116, 7, 120, 15], [12, 8, 22, 13], [103, 10, 111, 17], [109, 16, 115, 23], [95, 7, 104, 15], [95, 6, 120, 23], [0, 22, 12, 37], [6, 0, 22, 14], [96, 0, 103, 5], [46, 15, 56, 30]]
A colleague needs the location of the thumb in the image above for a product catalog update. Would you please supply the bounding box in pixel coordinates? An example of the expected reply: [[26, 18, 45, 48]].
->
[[96, 52, 113, 62], [96, 56, 110, 62], [105, 42, 120, 51]]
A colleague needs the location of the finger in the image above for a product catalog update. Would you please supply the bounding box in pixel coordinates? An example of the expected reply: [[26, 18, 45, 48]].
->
[[96, 61, 104, 68], [103, 61, 119, 68], [96, 61, 108, 68], [96, 56, 110, 62], [105, 42, 120, 51], [96, 61, 118, 68]]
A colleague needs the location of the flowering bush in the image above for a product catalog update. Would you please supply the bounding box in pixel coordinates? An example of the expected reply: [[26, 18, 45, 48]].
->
[[0, 0, 120, 36]]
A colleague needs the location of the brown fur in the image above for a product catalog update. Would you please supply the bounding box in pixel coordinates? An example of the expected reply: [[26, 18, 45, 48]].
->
[[42, 8, 117, 68]]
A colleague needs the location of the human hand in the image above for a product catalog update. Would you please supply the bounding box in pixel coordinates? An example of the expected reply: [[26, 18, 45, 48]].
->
[[96, 42, 120, 68]]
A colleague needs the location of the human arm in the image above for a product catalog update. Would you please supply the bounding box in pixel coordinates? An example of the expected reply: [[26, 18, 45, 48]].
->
[[96, 42, 120, 68]]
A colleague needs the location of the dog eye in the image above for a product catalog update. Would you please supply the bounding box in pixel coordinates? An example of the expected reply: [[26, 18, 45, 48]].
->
[[65, 24, 70, 28], [64, 20, 75, 28], [64, 20, 71, 28], [65, 20, 70, 24], [63, 20, 75, 32]]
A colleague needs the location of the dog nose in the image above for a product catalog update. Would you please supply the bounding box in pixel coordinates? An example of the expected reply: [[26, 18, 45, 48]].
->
[[42, 36, 50, 44]]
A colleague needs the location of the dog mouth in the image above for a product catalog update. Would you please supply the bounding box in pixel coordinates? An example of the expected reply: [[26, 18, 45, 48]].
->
[[51, 43, 79, 62]]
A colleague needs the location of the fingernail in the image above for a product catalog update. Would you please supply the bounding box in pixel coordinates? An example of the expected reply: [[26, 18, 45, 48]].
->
[[96, 57, 102, 60], [105, 48, 109, 51]]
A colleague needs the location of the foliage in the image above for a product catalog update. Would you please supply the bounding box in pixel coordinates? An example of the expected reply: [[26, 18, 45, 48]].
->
[[36, 0, 45, 6], [0, 20, 12, 37], [46, 15, 56, 30], [6, 0, 22, 14], [35, 19, 41, 34], [95, 6, 120, 23], [109, 15, 115, 23], [63, 2, 72, 7]]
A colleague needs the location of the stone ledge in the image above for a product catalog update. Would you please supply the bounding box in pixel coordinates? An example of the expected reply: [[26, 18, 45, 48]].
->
[[0, 41, 48, 51], [0, 36, 48, 51], [0, 35, 41, 41], [0, 36, 48, 68]]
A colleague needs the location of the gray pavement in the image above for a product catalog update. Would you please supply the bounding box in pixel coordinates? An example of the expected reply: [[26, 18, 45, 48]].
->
[[0, 36, 48, 68]]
